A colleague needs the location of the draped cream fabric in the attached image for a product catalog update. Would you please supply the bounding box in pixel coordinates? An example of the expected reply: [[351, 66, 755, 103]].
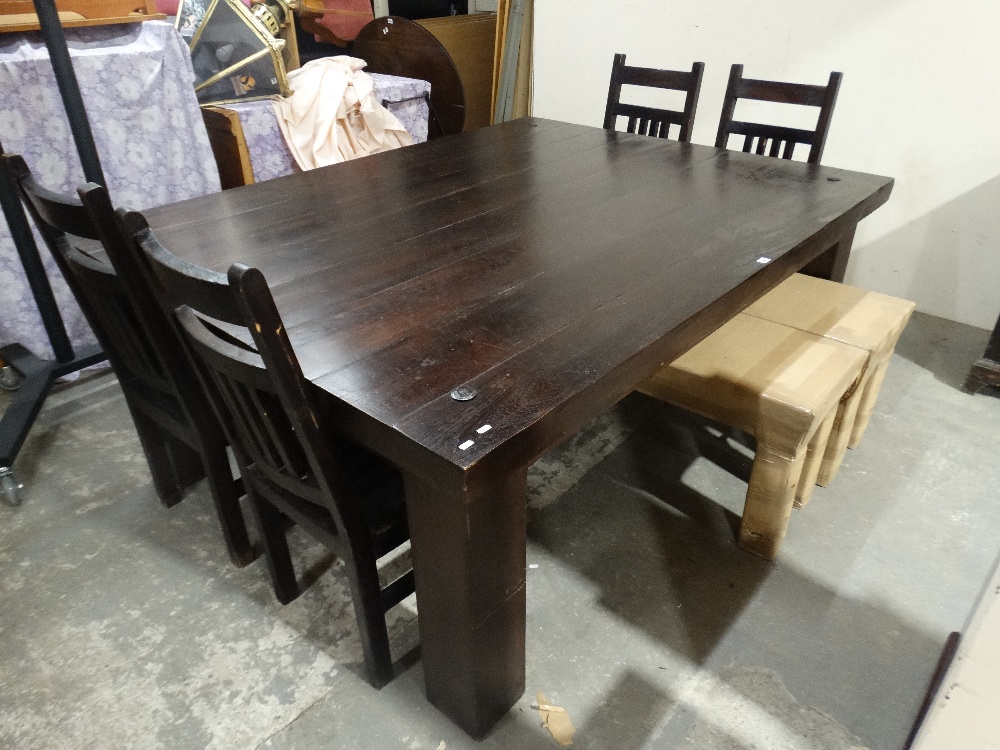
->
[[271, 56, 413, 170]]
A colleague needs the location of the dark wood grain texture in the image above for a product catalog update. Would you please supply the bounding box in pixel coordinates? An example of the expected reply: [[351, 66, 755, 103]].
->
[[143, 118, 893, 737], [603, 53, 704, 143]]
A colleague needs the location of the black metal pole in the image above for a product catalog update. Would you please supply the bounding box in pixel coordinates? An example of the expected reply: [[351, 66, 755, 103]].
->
[[0, 6, 109, 504], [31, 0, 106, 186]]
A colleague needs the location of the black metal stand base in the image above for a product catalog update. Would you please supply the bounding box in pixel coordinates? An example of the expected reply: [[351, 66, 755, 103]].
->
[[0, 342, 105, 505]]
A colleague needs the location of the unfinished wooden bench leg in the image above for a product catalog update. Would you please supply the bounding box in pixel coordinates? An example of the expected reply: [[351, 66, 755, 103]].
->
[[849, 356, 892, 448], [817, 371, 868, 486], [739, 441, 808, 560], [796, 409, 836, 508]]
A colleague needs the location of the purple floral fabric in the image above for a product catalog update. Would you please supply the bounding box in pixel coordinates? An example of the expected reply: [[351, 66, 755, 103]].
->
[[373, 72, 431, 144], [0, 21, 221, 359], [227, 72, 430, 184]]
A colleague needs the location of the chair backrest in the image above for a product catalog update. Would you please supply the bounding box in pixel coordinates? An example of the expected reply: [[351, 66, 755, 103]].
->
[[76, 182, 219, 404], [603, 54, 705, 143], [124, 211, 366, 540], [1, 154, 171, 393], [2, 154, 99, 245], [715, 64, 842, 164]]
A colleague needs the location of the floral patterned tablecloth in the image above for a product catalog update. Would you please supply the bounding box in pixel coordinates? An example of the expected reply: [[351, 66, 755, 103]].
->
[[226, 72, 431, 184], [0, 20, 221, 359]]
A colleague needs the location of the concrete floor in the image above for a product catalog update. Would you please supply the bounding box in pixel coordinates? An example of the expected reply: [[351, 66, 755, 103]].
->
[[1, 311, 999, 750]]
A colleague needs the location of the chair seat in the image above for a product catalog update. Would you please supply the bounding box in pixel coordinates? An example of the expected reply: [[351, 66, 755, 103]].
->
[[744, 273, 916, 479], [638, 313, 868, 559]]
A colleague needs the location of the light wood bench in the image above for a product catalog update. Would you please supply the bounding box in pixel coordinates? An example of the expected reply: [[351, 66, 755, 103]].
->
[[744, 273, 915, 484], [639, 313, 868, 559]]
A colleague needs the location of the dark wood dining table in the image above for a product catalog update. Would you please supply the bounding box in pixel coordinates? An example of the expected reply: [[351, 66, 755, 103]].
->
[[143, 117, 893, 738]]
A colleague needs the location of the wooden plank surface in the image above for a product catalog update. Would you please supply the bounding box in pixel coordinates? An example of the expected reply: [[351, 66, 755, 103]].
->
[[146, 117, 892, 480], [0, 11, 163, 32]]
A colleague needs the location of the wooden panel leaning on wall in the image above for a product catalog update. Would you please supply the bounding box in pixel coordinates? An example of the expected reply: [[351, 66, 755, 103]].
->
[[491, 0, 532, 122]]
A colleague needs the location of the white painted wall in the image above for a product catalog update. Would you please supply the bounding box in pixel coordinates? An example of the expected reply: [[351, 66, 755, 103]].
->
[[532, 0, 1000, 329]]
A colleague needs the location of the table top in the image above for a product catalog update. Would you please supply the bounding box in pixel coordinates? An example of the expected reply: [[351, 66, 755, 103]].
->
[[144, 117, 892, 485]]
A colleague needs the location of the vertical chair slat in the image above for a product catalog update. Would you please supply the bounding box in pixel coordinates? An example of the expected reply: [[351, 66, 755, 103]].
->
[[715, 64, 842, 165], [603, 54, 704, 144]]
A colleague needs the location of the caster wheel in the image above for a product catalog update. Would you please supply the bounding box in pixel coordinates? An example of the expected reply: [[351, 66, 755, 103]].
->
[[0, 366, 23, 392], [0, 471, 22, 507]]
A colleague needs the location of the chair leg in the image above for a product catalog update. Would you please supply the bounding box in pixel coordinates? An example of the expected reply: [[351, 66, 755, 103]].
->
[[738, 440, 808, 560], [199, 442, 257, 567], [128, 407, 186, 508], [849, 356, 891, 448], [249, 494, 299, 605], [796, 408, 836, 508], [345, 554, 395, 688]]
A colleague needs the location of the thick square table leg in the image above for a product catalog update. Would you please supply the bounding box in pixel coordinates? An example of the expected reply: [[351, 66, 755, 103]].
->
[[403, 467, 528, 739], [800, 226, 856, 282]]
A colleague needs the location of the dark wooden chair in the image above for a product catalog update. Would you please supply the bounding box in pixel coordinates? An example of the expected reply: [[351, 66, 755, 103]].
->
[[715, 64, 842, 163], [125, 210, 414, 688], [1, 153, 255, 567], [603, 54, 705, 142]]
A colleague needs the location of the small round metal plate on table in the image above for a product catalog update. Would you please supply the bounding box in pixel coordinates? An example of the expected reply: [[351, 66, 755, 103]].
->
[[450, 386, 477, 401]]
